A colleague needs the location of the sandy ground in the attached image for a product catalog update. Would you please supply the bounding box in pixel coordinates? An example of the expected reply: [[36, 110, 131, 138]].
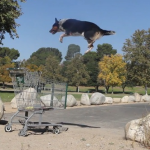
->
[[0, 103, 148, 150]]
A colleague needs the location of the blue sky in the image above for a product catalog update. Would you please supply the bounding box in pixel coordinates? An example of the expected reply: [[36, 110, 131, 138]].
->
[[2, 0, 150, 61]]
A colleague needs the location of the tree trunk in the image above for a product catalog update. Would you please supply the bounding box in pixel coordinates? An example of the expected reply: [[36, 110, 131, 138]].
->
[[105, 87, 107, 94], [95, 85, 99, 92], [122, 85, 126, 94], [145, 84, 148, 95], [2, 81, 5, 89], [105, 86, 109, 94], [76, 86, 79, 92], [111, 86, 113, 94]]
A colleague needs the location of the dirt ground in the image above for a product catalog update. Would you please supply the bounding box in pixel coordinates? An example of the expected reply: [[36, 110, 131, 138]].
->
[[0, 103, 148, 150]]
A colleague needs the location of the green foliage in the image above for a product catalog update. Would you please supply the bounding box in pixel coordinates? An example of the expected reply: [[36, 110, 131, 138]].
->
[[0, 0, 25, 44], [64, 55, 90, 91], [123, 29, 150, 94], [0, 48, 18, 87], [96, 43, 117, 60], [98, 54, 126, 93], [0, 47, 20, 60], [83, 52, 99, 88], [41, 55, 64, 81], [65, 44, 81, 61], [0, 56, 14, 87], [26, 47, 62, 66], [26, 64, 39, 72]]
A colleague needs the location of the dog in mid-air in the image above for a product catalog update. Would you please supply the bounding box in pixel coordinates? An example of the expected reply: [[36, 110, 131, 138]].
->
[[50, 18, 115, 53]]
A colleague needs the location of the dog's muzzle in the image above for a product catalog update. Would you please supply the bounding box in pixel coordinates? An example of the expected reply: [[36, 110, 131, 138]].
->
[[49, 29, 57, 34], [50, 26, 58, 34]]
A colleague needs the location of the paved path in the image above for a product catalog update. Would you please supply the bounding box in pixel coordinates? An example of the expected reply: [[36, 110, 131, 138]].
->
[[3, 103, 150, 129]]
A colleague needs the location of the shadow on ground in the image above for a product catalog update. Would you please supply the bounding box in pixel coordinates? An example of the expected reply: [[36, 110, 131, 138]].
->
[[0, 120, 8, 125], [58, 122, 101, 128]]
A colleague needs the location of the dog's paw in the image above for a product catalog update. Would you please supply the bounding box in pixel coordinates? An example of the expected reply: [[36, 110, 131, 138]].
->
[[85, 50, 89, 54], [59, 37, 63, 43]]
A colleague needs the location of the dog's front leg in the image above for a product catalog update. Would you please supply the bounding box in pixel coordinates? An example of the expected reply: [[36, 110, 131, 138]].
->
[[59, 33, 70, 43], [85, 47, 94, 53]]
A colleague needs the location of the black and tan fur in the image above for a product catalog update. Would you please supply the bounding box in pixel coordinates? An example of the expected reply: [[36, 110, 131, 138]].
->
[[50, 18, 115, 53]]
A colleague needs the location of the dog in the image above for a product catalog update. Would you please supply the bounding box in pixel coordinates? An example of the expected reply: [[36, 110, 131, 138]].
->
[[50, 18, 115, 53]]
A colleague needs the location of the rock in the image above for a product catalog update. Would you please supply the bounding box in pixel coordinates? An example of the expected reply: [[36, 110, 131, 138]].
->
[[113, 98, 121, 103], [121, 96, 129, 103], [11, 88, 37, 109], [125, 114, 150, 144], [128, 95, 135, 103], [90, 92, 105, 105], [141, 94, 150, 102], [62, 95, 77, 107], [80, 93, 91, 105], [0, 97, 4, 120], [40, 94, 61, 107], [134, 93, 142, 102], [76, 101, 81, 106], [104, 97, 113, 104]]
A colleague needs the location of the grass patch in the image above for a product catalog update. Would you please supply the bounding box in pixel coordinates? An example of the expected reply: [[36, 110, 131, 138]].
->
[[0, 86, 150, 102], [68, 86, 150, 95], [67, 86, 150, 100], [0, 91, 15, 102]]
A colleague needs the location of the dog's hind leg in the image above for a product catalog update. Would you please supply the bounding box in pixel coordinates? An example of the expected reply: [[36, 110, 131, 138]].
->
[[59, 33, 71, 43], [85, 40, 94, 53]]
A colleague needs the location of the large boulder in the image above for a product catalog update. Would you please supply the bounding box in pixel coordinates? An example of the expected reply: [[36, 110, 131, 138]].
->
[[125, 114, 150, 144], [128, 95, 136, 103], [113, 98, 121, 103], [40, 94, 61, 107], [80, 93, 91, 105], [141, 94, 150, 102], [90, 92, 105, 105], [0, 97, 4, 120], [134, 93, 142, 102], [121, 96, 129, 103], [62, 95, 77, 107], [104, 97, 113, 104], [11, 88, 37, 109]]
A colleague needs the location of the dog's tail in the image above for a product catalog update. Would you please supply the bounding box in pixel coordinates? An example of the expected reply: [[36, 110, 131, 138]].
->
[[101, 30, 116, 36]]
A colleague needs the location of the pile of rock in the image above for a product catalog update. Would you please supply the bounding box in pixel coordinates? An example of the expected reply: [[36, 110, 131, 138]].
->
[[0, 97, 5, 120], [79, 92, 150, 107], [10, 87, 79, 108], [40, 94, 62, 107], [11, 88, 37, 109], [10, 87, 150, 108], [120, 93, 150, 103], [62, 95, 77, 107], [80, 92, 113, 106], [125, 114, 150, 146]]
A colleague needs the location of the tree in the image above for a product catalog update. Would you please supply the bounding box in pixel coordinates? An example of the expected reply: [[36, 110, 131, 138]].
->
[[42, 56, 64, 81], [27, 47, 62, 66], [0, 47, 20, 60], [65, 44, 81, 61], [82, 52, 99, 91], [0, 0, 25, 44], [122, 29, 150, 94], [96, 43, 117, 61], [98, 54, 126, 94], [0, 56, 14, 88], [26, 64, 39, 72], [82, 43, 117, 92], [65, 55, 90, 92]]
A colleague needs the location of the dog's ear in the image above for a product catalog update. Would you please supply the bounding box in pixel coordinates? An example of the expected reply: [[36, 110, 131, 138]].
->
[[55, 18, 58, 23]]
